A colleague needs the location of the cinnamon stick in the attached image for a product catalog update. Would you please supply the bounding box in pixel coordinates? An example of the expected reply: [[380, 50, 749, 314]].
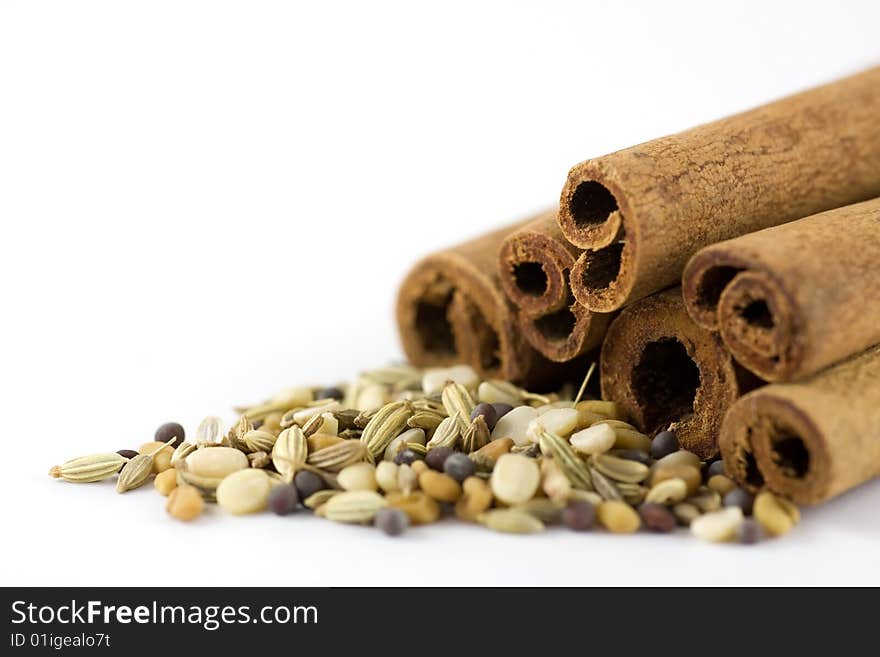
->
[[517, 300, 611, 363], [497, 212, 611, 361], [498, 211, 580, 316], [719, 344, 880, 505], [557, 66, 880, 312], [682, 198, 880, 381], [396, 218, 585, 387], [599, 288, 762, 458]]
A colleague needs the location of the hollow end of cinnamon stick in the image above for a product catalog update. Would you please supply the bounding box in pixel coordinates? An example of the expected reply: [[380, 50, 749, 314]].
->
[[681, 250, 750, 331], [569, 237, 636, 313], [600, 288, 745, 459], [720, 344, 880, 505], [717, 271, 802, 382], [397, 254, 512, 380], [397, 264, 460, 368], [720, 391, 830, 504], [396, 222, 591, 389], [558, 164, 639, 313], [498, 214, 578, 317], [558, 168, 626, 250], [518, 299, 611, 363], [685, 199, 880, 382]]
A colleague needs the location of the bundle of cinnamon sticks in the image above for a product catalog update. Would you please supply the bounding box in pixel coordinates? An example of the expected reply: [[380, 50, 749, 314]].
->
[[397, 66, 880, 506]]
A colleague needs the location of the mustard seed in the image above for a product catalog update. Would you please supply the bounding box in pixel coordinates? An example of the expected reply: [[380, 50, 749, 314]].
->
[[471, 403, 498, 431], [375, 507, 409, 536], [562, 501, 595, 531], [425, 446, 454, 471], [294, 470, 326, 500], [639, 503, 676, 532], [650, 430, 678, 459], [443, 452, 475, 482], [155, 421, 185, 447], [268, 484, 300, 516]]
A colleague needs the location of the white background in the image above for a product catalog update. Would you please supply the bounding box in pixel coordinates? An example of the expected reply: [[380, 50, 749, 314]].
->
[[1, 1, 878, 586]]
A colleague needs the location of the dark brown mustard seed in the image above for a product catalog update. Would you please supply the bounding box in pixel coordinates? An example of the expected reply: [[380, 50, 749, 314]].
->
[[394, 449, 420, 465], [562, 501, 595, 531], [639, 503, 677, 532], [155, 422, 185, 447], [317, 386, 344, 401], [723, 488, 755, 515], [268, 484, 299, 515], [374, 507, 409, 536], [650, 431, 679, 459], [707, 459, 727, 478], [737, 518, 764, 544], [470, 403, 498, 432], [294, 470, 326, 500], [116, 449, 138, 471], [443, 452, 475, 482], [491, 403, 514, 420], [608, 449, 653, 466], [425, 446, 454, 471]]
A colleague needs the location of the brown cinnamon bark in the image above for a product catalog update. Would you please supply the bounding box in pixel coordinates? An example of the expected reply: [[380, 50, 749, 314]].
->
[[396, 218, 585, 388], [498, 211, 581, 316], [518, 301, 611, 363], [557, 66, 880, 312], [682, 198, 880, 381], [720, 344, 880, 504], [497, 212, 611, 361], [600, 288, 762, 458]]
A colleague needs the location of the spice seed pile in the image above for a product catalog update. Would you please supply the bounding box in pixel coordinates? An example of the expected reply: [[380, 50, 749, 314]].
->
[[49, 363, 800, 543]]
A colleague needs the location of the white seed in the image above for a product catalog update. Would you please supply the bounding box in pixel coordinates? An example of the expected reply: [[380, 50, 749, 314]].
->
[[383, 427, 426, 461], [375, 461, 400, 493], [477, 380, 520, 406], [422, 364, 479, 396], [185, 447, 249, 479], [691, 507, 744, 542], [526, 408, 579, 443], [270, 386, 314, 407], [645, 477, 689, 505], [490, 453, 540, 505], [318, 412, 339, 436], [216, 469, 271, 515], [448, 364, 480, 389], [491, 405, 538, 446], [355, 383, 388, 412], [570, 423, 617, 456], [293, 401, 341, 426], [337, 462, 378, 492], [535, 401, 575, 414]]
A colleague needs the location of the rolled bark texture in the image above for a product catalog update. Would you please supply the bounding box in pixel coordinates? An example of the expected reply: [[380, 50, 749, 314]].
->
[[720, 344, 880, 505], [557, 66, 880, 312], [498, 211, 581, 316], [682, 198, 880, 381], [397, 218, 586, 388], [518, 301, 611, 363], [600, 288, 762, 458]]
